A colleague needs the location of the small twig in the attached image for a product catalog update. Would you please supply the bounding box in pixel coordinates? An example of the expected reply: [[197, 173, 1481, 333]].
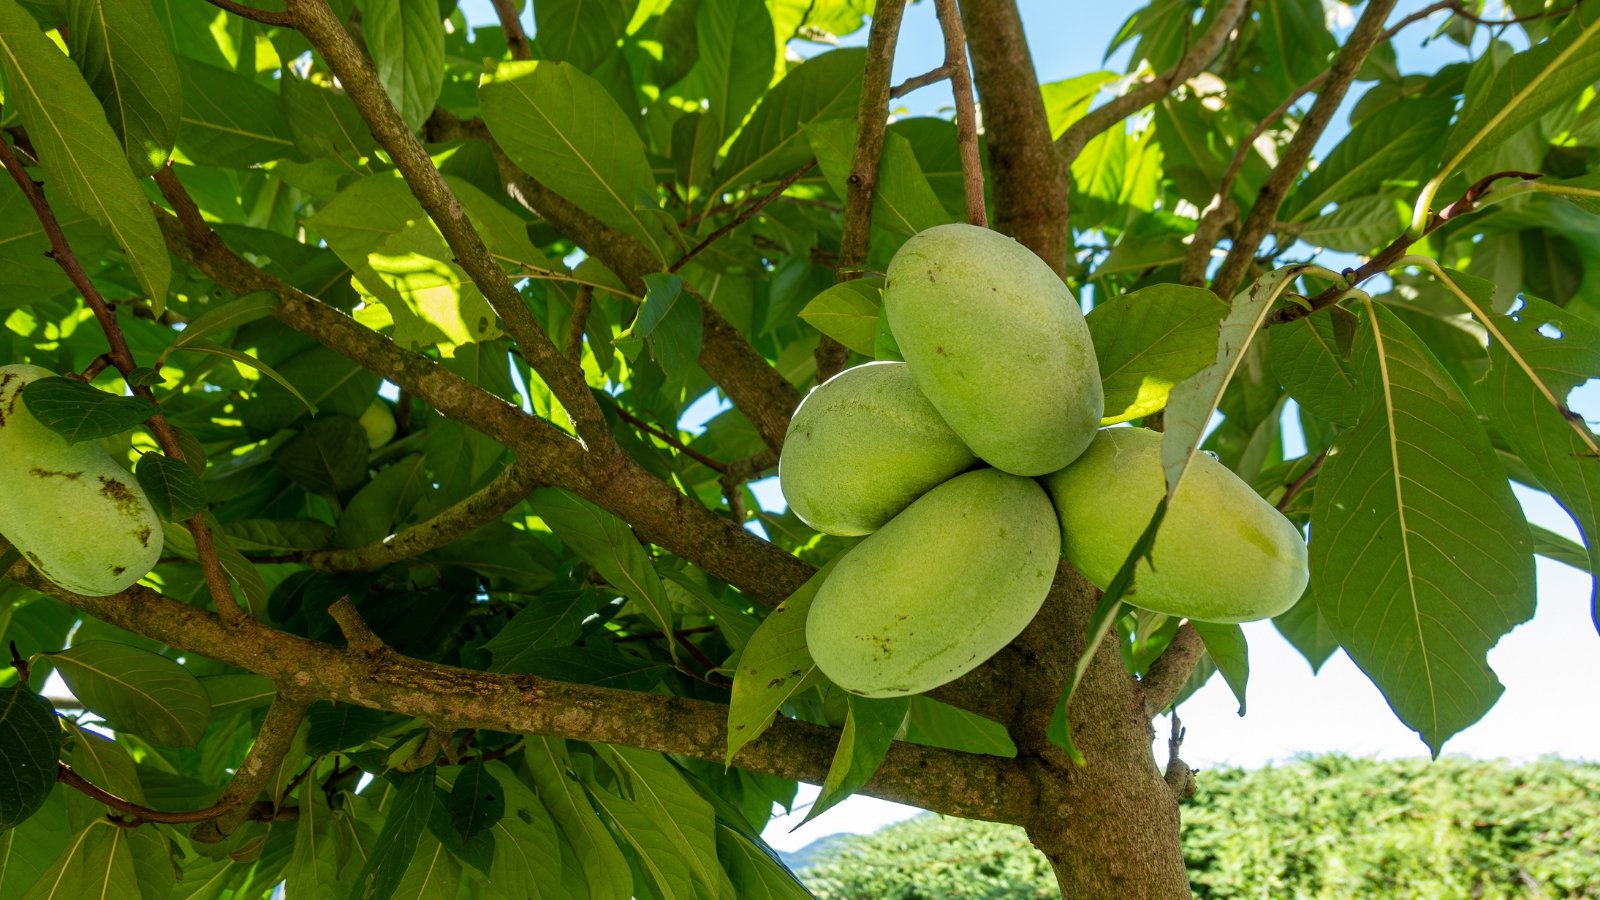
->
[[489, 0, 532, 61], [671, 161, 817, 274], [566, 285, 593, 364], [613, 406, 727, 473], [933, 0, 986, 227], [200, 0, 294, 27], [78, 353, 114, 382], [1179, 199, 1237, 288], [612, 625, 720, 643], [8, 641, 28, 683], [328, 597, 385, 654], [1276, 450, 1328, 512], [60, 763, 281, 826], [1163, 714, 1197, 800], [891, 64, 953, 99]]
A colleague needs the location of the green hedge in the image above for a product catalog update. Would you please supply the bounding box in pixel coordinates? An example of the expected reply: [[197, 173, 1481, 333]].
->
[[796, 755, 1600, 899]]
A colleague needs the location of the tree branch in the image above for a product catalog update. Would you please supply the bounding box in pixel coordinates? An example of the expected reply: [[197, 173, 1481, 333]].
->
[[959, 0, 1068, 273], [1056, 0, 1249, 165], [15, 569, 1036, 825], [200, 0, 293, 28], [672, 161, 817, 275], [488, 0, 532, 61], [1209, 0, 1402, 298], [58, 763, 277, 826], [934, 0, 987, 228], [1141, 622, 1205, 715], [190, 694, 312, 842], [285, 0, 611, 450]]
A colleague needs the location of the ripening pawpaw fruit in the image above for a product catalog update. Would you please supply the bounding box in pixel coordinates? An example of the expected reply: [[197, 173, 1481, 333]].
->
[[806, 468, 1057, 697], [883, 223, 1103, 477], [1042, 427, 1309, 623], [0, 364, 163, 596], [779, 362, 977, 536]]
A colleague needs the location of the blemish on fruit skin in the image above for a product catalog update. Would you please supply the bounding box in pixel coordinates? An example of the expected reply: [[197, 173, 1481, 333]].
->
[[98, 477, 143, 518], [29, 467, 82, 480], [110, 565, 126, 576], [134, 527, 152, 548]]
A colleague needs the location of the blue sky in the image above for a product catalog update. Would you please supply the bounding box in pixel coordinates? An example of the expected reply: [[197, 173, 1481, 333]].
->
[[455, 0, 1600, 849]]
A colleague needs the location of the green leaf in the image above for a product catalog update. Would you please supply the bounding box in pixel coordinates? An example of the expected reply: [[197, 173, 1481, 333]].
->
[[903, 696, 1016, 757], [523, 738, 631, 900], [1432, 12, 1600, 195], [1190, 622, 1248, 715], [1311, 301, 1536, 753], [1285, 98, 1454, 220], [1472, 292, 1600, 625], [272, 416, 370, 501], [481, 763, 563, 900], [1041, 70, 1119, 138], [809, 119, 951, 238], [240, 344, 377, 436], [174, 57, 294, 168], [480, 60, 672, 264], [716, 823, 811, 900], [713, 47, 865, 197], [47, 641, 210, 747], [1085, 283, 1228, 424], [349, 772, 437, 900], [0, 684, 59, 830], [134, 451, 206, 520], [800, 278, 882, 356], [19, 377, 154, 444], [616, 273, 703, 385], [528, 488, 676, 652], [482, 586, 595, 668], [19, 820, 138, 900], [802, 694, 909, 825], [170, 341, 319, 418], [1295, 196, 1404, 254], [533, 0, 638, 71], [1532, 524, 1592, 573], [0, 789, 69, 897], [364, 0, 446, 132], [445, 761, 503, 844], [726, 558, 838, 765], [1269, 306, 1361, 425], [0, 177, 109, 307], [198, 673, 275, 718], [1528, 169, 1600, 212], [334, 454, 429, 548], [286, 784, 344, 900], [170, 290, 280, 350], [1272, 594, 1339, 675], [0, 0, 169, 303], [64, 0, 181, 176], [588, 745, 731, 900], [281, 70, 376, 166], [697, 0, 775, 136]]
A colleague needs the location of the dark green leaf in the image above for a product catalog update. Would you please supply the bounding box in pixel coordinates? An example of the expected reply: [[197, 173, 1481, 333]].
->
[[713, 48, 865, 196], [810, 119, 950, 238], [483, 587, 595, 668], [529, 488, 675, 647], [0, 684, 59, 830], [532, 0, 637, 71], [174, 57, 294, 167], [803, 694, 909, 825], [1272, 593, 1339, 674], [726, 558, 838, 765], [1190, 622, 1249, 715], [364, 0, 446, 132], [349, 771, 437, 900], [446, 761, 504, 843], [1285, 98, 1454, 220], [1269, 307, 1361, 425], [47, 641, 211, 747], [697, 0, 775, 136], [170, 290, 280, 350], [588, 745, 729, 900], [523, 738, 632, 900], [19, 377, 153, 444], [65, 0, 180, 176], [134, 452, 205, 521], [272, 416, 370, 501]]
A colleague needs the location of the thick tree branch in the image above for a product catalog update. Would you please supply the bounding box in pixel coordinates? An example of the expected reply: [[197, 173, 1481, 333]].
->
[[959, 0, 1068, 274], [489, 0, 532, 61], [14, 569, 1035, 826], [1056, 0, 1249, 165], [1209, 0, 1401, 297], [190, 695, 312, 842], [934, 0, 987, 227], [1141, 622, 1205, 715], [285, 0, 611, 449]]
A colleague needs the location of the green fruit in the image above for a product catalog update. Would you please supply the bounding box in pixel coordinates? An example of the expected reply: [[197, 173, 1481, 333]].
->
[[0, 365, 163, 596], [884, 223, 1102, 477], [1043, 427, 1308, 623], [359, 400, 397, 450], [807, 468, 1057, 697], [780, 361, 976, 536]]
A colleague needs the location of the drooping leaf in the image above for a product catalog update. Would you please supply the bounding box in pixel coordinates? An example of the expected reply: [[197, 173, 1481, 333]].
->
[[285, 783, 344, 900], [532, 0, 638, 71], [1085, 283, 1228, 424], [716, 823, 811, 900], [364, 0, 446, 132], [0, 684, 59, 830], [1190, 622, 1248, 715], [726, 559, 839, 765], [169, 291, 280, 349], [587, 745, 731, 900], [523, 738, 632, 900], [481, 764, 564, 900], [349, 771, 437, 900], [446, 761, 504, 844], [19, 377, 153, 444], [47, 641, 210, 747], [281, 70, 376, 166], [1269, 306, 1361, 425], [809, 119, 951, 239], [64, 0, 181, 176], [1272, 594, 1340, 674], [272, 416, 370, 501], [0, 0, 169, 303], [18, 820, 139, 900], [134, 451, 206, 521], [482, 587, 595, 669], [802, 694, 909, 825], [697, 0, 775, 137], [1311, 301, 1536, 753]]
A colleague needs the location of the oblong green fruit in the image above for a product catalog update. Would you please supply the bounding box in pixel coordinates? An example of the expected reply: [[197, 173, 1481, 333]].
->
[[1043, 427, 1308, 623], [806, 468, 1057, 697], [884, 223, 1103, 477], [779, 361, 976, 536], [0, 365, 163, 596]]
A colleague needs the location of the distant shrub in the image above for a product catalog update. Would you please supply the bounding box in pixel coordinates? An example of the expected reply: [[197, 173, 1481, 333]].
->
[[797, 755, 1600, 899]]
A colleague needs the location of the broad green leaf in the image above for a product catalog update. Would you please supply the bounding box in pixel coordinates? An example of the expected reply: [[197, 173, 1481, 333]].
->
[[198, 673, 275, 718], [1532, 524, 1591, 573], [726, 559, 838, 764], [170, 291, 280, 350], [697, 0, 775, 136], [350, 772, 437, 900], [1190, 622, 1248, 715], [19, 377, 153, 444], [713, 47, 865, 197], [1296, 196, 1404, 254], [1041, 71, 1119, 138], [482, 587, 595, 668], [480, 60, 672, 263], [239, 344, 377, 436], [716, 824, 811, 900], [273, 416, 369, 501], [1269, 307, 1360, 425], [1311, 301, 1535, 753], [0, 0, 169, 302], [286, 784, 343, 900], [446, 760, 504, 843], [615, 273, 702, 385], [334, 454, 429, 547], [528, 488, 676, 652], [1285, 97, 1454, 220], [390, 830, 461, 900], [802, 695, 908, 825], [159, 515, 269, 617], [1272, 593, 1339, 674], [61, 722, 141, 829], [65, 0, 181, 176], [809, 119, 951, 238], [588, 745, 731, 900], [533, 0, 638, 71], [171, 341, 318, 418], [1426, 11, 1600, 214], [1525, 169, 1600, 213], [281, 70, 376, 166], [134, 451, 206, 520], [365, 0, 446, 132], [524, 738, 631, 900], [19, 820, 137, 900], [903, 696, 1016, 757], [47, 641, 210, 747], [1084, 283, 1227, 424], [0, 685, 59, 830], [800, 278, 882, 356], [0, 178, 109, 306], [482, 763, 562, 900], [0, 790, 68, 898], [174, 57, 294, 168]]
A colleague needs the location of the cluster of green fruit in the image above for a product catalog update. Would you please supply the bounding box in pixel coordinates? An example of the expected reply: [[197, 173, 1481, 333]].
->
[[781, 224, 1309, 699], [0, 364, 163, 596]]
